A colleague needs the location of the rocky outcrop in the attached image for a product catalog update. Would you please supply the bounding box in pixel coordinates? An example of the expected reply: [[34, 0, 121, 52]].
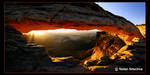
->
[[5, 24, 90, 72], [81, 32, 126, 67], [95, 32, 125, 57], [5, 3, 142, 41], [5, 24, 49, 72], [88, 38, 145, 72], [136, 24, 146, 38], [111, 38, 145, 72]]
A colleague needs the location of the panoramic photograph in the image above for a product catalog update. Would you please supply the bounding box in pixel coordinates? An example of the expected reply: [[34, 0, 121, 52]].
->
[[4, 2, 146, 72]]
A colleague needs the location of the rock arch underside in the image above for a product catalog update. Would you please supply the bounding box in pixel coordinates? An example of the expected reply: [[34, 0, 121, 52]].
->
[[5, 3, 145, 72]]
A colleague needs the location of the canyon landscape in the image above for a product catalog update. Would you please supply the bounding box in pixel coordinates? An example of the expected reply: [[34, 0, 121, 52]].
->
[[4, 3, 146, 72]]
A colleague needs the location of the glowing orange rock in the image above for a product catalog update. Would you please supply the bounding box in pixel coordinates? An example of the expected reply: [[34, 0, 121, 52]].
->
[[5, 3, 143, 42], [136, 24, 146, 38]]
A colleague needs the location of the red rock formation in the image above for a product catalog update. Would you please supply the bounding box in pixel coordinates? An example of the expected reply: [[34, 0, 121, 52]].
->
[[136, 24, 146, 38], [5, 3, 143, 42]]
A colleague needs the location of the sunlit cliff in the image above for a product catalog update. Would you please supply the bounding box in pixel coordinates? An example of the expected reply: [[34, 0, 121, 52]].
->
[[136, 24, 146, 38]]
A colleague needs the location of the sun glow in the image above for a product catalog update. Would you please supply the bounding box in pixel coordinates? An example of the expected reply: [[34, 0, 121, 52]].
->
[[25, 29, 100, 34], [32, 29, 100, 32]]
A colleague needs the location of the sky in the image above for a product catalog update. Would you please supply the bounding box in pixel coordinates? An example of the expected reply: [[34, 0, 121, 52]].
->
[[96, 2, 145, 25]]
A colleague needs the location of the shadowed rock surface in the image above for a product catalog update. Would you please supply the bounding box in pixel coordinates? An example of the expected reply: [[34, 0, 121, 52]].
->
[[5, 24, 91, 72]]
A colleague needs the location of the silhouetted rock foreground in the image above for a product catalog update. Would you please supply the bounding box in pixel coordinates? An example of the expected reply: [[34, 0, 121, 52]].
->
[[5, 24, 145, 72]]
